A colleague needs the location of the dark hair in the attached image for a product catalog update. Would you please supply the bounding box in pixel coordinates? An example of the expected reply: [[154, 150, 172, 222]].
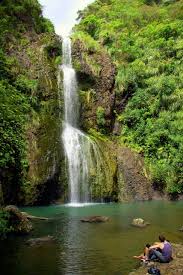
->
[[159, 235, 166, 242], [146, 243, 151, 248]]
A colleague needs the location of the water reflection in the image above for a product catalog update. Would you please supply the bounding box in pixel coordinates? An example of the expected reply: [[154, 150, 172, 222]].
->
[[59, 202, 183, 275], [1, 202, 183, 275], [64, 202, 105, 207], [61, 209, 87, 274]]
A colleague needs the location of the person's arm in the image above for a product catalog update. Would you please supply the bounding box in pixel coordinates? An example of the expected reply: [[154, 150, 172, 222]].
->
[[149, 243, 161, 250]]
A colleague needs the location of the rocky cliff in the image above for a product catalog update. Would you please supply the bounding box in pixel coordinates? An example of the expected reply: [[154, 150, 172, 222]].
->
[[72, 33, 116, 133], [71, 34, 152, 202], [0, 0, 65, 205]]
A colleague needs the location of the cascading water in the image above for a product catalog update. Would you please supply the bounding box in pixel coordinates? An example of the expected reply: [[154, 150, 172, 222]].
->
[[61, 37, 112, 204]]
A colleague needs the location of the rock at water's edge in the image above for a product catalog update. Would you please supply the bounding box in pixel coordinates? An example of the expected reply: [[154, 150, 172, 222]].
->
[[26, 235, 55, 246], [81, 216, 109, 223], [5, 205, 33, 234], [131, 218, 150, 228]]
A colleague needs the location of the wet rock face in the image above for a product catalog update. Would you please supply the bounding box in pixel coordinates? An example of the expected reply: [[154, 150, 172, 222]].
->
[[5, 205, 33, 234], [72, 39, 116, 133], [23, 34, 64, 205], [1, 30, 65, 206], [117, 147, 152, 202]]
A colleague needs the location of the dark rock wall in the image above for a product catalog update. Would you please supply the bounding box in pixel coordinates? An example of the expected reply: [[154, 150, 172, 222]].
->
[[72, 38, 116, 133]]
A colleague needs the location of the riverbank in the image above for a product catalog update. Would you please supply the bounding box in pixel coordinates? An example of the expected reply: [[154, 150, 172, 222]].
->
[[129, 243, 183, 275]]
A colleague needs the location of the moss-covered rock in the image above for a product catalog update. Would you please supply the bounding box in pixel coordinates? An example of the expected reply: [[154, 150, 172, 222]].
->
[[86, 130, 152, 202], [117, 147, 152, 202], [18, 34, 63, 205], [131, 218, 150, 228], [21, 34, 65, 205], [4, 205, 33, 234], [0, 1, 65, 205], [87, 130, 117, 201], [72, 32, 116, 134], [10, 33, 65, 205]]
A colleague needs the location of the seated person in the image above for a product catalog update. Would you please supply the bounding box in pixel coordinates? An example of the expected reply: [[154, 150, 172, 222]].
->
[[149, 235, 172, 263]]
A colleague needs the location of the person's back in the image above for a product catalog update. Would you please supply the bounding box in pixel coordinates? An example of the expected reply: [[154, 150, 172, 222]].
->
[[149, 235, 173, 263], [162, 241, 172, 261]]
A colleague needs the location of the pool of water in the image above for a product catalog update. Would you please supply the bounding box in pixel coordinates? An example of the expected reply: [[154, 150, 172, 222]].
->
[[1, 201, 183, 275]]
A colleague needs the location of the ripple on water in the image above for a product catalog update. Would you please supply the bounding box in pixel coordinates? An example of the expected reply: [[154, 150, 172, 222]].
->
[[1, 201, 183, 275]]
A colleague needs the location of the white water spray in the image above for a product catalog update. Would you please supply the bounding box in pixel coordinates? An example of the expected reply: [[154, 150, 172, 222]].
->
[[61, 37, 112, 204]]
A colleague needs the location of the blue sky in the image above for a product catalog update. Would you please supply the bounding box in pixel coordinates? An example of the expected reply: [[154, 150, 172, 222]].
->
[[39, 0, 94, 36]]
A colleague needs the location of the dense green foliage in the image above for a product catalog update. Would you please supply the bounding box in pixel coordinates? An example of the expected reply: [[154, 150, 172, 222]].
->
[[96, 106, 106, 130], [0, 0, 60, 237], [0, 81, 30, 168], [0, 210, 13, 239], [0, 0, 53, 44], [0, 0, 58, 235], [74, 0, 183, 194]]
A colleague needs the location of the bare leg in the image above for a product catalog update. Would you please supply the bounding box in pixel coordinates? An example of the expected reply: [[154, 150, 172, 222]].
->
[[133, 255, 145, 259], [133, 246, 150, 260], [144, 247, 149, 260]]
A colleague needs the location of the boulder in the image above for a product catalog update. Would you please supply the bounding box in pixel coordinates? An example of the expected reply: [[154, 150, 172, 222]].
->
[[131, 218, 150, 228], [81, 216, 109, 223], [26, 235, 55, 246], [4, 205, 33, 234]]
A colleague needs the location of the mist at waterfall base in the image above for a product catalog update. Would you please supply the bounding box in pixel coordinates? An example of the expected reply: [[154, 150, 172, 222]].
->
[[61, 37, 111, 205], [1, 201, 183, 275]]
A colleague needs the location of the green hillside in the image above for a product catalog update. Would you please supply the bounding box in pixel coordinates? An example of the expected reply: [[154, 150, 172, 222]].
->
[[73, 0, 183, 195]]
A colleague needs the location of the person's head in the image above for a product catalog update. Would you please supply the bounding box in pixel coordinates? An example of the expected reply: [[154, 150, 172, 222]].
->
[[159, 235, 166, 242], [146, 243, 151, 248]]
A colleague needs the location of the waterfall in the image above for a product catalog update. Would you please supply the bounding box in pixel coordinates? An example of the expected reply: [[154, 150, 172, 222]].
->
[[61, 37, 112, 204]]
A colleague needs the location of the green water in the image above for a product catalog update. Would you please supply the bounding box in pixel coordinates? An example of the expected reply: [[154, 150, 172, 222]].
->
[[1, 201, 183, 275]]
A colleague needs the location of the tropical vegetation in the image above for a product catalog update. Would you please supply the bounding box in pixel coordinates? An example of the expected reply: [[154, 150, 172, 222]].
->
[[74, 0, 183, 194]]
